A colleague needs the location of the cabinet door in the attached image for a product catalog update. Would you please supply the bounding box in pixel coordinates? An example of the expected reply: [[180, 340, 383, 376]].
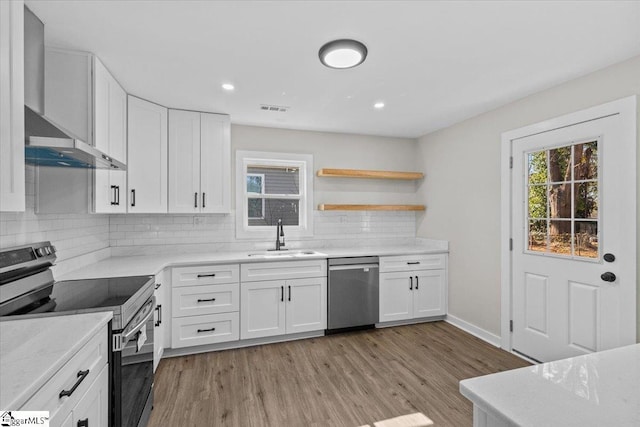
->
[[168, 109, 201, 213], [240, 280, 286, 339], [0, 0, 25, 212], [286, 277, 327, 334], [153, 275, 165, 372], [200, 113, 230, 213], [379, 272, 413, 322], [72, 364, 109, 427], [127, 95, 168, 213], [412, 270, 447, 318]]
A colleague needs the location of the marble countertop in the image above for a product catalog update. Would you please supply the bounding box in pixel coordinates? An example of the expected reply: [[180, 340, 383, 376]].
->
[[58, 243, 448, 281], [0, 312, 112, 410], [459, 344, 640, 426]]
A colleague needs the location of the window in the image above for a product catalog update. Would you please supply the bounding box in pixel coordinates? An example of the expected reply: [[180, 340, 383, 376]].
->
[[526, 139, 599, 259], [236, 151, 314, 239]]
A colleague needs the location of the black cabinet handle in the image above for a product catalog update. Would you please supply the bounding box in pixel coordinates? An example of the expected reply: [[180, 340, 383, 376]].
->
[[202, 192, 206, 208], [194, 192, 198, 208], [197, 327, 216, 333], [415, 276, 419, 289], [77, 419, 88, 427], [197, 298, 216, 302], [281, 286, 284, 302], [59, 369, 90, 399], [116, 185, 120, 206], [110, 185, 117, 205], [131, 189, 136, 207], [155, 304, 162, 327], [288, 285, 291, 301], [407, 261, 421, 265], [155, 283, 162, 290], [197, 273, 216, 278], [409, 276, 413, 290]]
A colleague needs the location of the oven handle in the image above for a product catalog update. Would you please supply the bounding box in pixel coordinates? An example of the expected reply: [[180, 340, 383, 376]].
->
[[112, 297, 155, 351]]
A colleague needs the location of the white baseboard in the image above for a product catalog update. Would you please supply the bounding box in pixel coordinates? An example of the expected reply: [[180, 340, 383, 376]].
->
[[446, 314, 501, 348]]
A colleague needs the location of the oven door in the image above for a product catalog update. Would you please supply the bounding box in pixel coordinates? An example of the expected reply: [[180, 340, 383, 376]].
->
[[112, 297, 154, 427]]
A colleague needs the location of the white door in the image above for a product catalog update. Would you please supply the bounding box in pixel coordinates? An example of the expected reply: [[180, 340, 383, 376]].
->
[[510, 99, 636, 362], [413, 270, 446, 318], [200, 113, 231, 213], [240, 280, 286, 339], [286, 277, 327, 334], [379, 272, 413, 322], [168, 109, 201, 213], [127, 96, 168, 213]]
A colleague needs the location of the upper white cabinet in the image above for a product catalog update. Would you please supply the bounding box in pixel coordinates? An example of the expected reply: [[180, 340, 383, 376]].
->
[[127, 95, 168, 213], [0, 0, 25, 212], [44, 49, 127, 213], [168, 109, 230, 213]]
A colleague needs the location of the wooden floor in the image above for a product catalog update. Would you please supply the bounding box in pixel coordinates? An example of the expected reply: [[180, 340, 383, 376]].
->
[[148, 322, 529, 427]]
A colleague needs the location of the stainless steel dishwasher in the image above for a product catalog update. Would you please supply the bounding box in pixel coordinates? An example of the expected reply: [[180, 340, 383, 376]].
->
[[327, 257, 379, 332]]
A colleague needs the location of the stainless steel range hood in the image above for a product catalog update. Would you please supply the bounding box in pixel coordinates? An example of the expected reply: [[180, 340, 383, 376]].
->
[[23, 6, 125, 170]]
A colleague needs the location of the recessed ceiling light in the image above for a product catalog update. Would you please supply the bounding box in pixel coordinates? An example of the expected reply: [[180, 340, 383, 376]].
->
[[374, 102, 385, 109], [222, 83, 235, 91], [319, 39, 367, 69]]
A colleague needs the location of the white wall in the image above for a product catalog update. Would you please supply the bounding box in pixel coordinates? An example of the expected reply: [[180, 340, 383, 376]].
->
[[416, 55, 640, 341]]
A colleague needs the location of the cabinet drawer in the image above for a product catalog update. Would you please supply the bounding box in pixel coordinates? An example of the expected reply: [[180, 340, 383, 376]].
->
[[172, 264, 239, 287], [171, 312, 239, 348], [172, 283, 239, 317], [241, 260, 327, 282], [21, 325, 108, 425], [379, 254, 446, 273]]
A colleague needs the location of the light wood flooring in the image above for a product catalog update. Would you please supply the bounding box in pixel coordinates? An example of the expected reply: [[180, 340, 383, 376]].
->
[[148, 322, 529, 427]]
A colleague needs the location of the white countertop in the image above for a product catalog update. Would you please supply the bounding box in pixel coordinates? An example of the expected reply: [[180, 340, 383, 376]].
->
[[459, 344, 640, 426], [0, 312, 112, 410], [58, 244, 448, 281]]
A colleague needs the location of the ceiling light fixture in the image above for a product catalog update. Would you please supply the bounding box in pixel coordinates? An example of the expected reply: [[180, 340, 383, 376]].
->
[[374, 102, 385, 109], [319, 39, 367, 69], [222, 83, 235, 91]]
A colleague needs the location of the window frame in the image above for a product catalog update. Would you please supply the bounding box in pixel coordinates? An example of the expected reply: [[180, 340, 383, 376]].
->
[[235, 150, 314, 239]]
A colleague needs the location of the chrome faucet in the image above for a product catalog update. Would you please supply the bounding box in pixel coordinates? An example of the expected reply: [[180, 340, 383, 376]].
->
[[275, 218, 286, 250]]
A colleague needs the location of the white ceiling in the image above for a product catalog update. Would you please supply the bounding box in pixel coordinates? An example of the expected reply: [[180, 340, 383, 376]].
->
[[26, 0, 640, 139]]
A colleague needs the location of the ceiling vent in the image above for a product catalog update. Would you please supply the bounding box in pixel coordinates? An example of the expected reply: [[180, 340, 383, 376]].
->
[[260, 104, 289, 113]]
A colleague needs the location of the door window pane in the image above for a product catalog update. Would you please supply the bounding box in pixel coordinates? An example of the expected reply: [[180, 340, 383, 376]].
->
[[574, 221, 598, 259], [525, 140, 599, 259]]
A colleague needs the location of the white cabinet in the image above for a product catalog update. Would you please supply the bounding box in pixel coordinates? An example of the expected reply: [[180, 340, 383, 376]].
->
[[153, 271, 166, 372], [168, 109, 230, 213], [93, 57, 127, 213], [0, 0, 25, 212], [43, 49, 127, 213], [240, 261, 327, 340], [170, 264, 240, 348], [21, 324, 109, 427], [379, 254, 447, 323], [127, 95, 168, 213]]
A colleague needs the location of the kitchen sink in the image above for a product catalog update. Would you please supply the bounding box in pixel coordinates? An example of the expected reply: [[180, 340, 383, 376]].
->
[[246, 250, 326, 259]]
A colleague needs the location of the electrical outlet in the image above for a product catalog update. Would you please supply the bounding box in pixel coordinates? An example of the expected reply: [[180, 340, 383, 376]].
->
[[194, 216, 205, 225]]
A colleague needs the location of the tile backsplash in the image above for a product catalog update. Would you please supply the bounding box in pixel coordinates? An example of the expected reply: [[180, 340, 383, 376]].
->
[[0, 166, 110, 264], [1, 168, 417, 262]]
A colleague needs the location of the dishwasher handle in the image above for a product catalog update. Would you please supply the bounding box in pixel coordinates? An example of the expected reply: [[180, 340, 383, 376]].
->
[[329, 264, 379, 271]]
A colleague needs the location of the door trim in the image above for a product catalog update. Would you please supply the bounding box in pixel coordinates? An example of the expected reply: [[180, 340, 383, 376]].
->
[[500, 95, 637, 351]]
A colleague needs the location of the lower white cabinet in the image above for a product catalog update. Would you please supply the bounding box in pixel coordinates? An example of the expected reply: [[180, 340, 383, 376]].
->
[[240, 277, 327, 340], [21, 324, 109, 427], [379, 254, 447, 323], [153, 272, 166, 372], [169, 264, 240, 349]]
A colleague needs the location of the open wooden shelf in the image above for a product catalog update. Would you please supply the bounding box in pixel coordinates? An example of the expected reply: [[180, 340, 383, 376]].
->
[[318, 204, 425, 211], [316, 168, 424, 180]]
